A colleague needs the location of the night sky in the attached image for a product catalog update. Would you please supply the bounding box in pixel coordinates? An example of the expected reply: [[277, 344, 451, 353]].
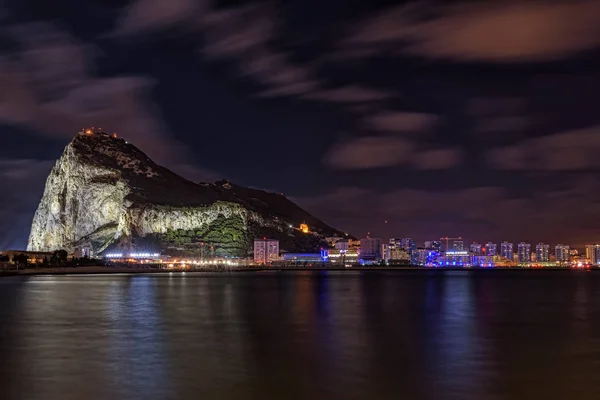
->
[[1, 0, 600, 250]]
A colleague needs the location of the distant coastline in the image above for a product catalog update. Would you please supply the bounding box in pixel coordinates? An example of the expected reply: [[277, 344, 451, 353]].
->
[[1, 265, 596, 277]]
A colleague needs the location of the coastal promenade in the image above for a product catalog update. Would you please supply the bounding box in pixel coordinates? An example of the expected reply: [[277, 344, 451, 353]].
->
[[0, 265, 591, 277]]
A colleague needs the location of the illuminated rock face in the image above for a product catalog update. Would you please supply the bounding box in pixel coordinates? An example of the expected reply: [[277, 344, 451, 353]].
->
[[28, 132, 343, 256]]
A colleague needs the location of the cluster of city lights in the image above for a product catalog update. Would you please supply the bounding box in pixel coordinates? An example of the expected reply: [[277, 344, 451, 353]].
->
[[103, 252, 160, 259], [103, 253, 123, 258], [167, 260, 240, 268]]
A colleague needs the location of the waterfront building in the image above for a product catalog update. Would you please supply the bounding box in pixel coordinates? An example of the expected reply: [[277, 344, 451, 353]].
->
[[360, 237, 382, 263], [470, 243, 482, 255], [586, 244, 600, 266], [472, 255, 495, 268], [500, 241, 513, 259], [384, 245, 410, 265], [437, 250, 470, 267], [382, 244, 391, 264], [517, 243, 531, 264], [396, 238, 417, 264], [282, 253, 325, 263], [555, 244, 570, 264], [326, 248, 359, 264], [253, 238, 280, 264], [485, 242, 497, 256], [416, 249, 440, 266], [424, 241, 442, 252], [536, 243, 550, 263]]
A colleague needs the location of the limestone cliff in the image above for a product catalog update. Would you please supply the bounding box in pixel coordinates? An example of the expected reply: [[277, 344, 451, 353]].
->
[[28, 131, 345, 256]]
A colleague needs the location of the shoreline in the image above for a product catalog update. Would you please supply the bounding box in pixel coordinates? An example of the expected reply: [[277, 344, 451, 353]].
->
[[1, 265, 597, 277]]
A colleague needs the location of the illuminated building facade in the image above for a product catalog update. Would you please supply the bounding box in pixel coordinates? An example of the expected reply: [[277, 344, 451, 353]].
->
[[586, 244, 600, 266], [282, 253, 324, 263], [517, 243, 531, 264], [452, 240, 465, 252], [416, 249, 440, 266], [385, 246, 411, 264], [326, 248, 359, 264], [472, 255, 495, 268], [470, 243, 482, 255], [555, 244, 570, 264], [300, 223, 309, 234], [485, 242, 497, 256], [253, 238, 280, 264], [535, 243, 550, 263], [360, 237, 382, 263], [400, 238, 417, 264], [500, 241, 513, 259], [437, 250, 470, 267]]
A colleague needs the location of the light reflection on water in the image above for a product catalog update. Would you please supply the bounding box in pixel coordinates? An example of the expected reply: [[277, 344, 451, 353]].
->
[[1, 271, 600, 399]]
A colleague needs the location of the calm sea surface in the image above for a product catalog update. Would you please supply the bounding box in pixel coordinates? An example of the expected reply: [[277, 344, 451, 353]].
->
[[1, 270, 600, 400]]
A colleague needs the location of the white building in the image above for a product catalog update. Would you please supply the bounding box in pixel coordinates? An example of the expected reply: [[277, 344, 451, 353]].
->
[[555, 244, 570, 264], [485, 242, 497, 256], [586, 244, 600, 266], [500, 241, 513, 259], [518, 243, 531, 264], [536, 243, 550, 263], [470, 243, 482, 255], [254, 238, 280, 264]]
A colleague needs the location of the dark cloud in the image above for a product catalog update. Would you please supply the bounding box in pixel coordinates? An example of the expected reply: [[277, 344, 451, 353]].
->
[[364, 111, 439, 133], [412, 148, 463, 170], [347, 1, 600, 62], [324, 137, 414, 170], [487, 125, 600, 170], [0, 21, 216, 181], [297, 181, 600, 247]]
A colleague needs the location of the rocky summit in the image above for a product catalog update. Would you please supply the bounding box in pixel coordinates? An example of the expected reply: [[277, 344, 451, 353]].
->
[[27, 130, 347, 257]]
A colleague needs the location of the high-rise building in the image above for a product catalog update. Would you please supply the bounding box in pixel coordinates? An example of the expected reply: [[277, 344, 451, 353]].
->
[[397, 238, 417, 264], [555, 244, 570, 264], [388, 247, 411, 264], [500, 241, 513, 259], [485, 242, 497, 256], [517, 242, 531, 264], [452, 240, 465, 252], [360, 237, 382, 262], [424, 241, 442, 252], [586, 244, 600, 266], [535, 243, 549, 263], [470, 243, 482, 255], [254, 238, 280, 264]]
